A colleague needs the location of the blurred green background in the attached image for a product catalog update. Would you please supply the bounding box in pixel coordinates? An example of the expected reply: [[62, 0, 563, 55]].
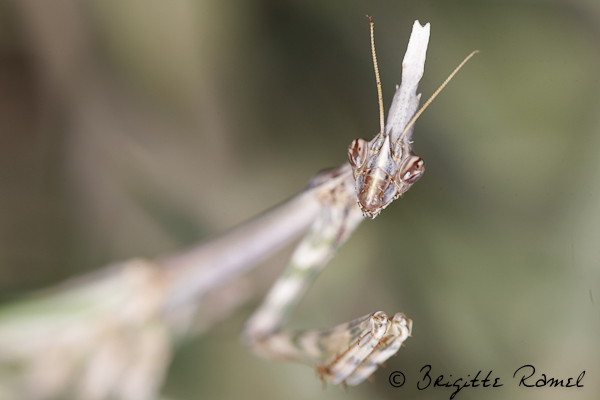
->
[[1, 0, 600, 399]]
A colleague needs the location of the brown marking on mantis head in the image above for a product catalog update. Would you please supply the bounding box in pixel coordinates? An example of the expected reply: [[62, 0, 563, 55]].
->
[[347, 138, 369, 170], [351, 146, 425, 219]]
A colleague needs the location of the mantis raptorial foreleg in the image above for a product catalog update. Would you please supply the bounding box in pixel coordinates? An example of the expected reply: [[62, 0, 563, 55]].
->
[[242, 166, 412, 385], [243, 166, 362, 340]]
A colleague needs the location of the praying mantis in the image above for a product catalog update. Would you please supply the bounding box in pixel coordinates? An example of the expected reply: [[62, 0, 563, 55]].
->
[[241, 18, 478, 386], [0, 17, 477, 399]]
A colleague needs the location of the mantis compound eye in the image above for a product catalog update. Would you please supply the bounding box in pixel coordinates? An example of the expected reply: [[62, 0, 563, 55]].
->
[[347, 138, 369, 169], [397, 155, 425, 184]]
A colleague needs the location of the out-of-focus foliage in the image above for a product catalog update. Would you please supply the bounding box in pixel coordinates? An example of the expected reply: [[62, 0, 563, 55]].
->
[[1, 1, 599, 399]]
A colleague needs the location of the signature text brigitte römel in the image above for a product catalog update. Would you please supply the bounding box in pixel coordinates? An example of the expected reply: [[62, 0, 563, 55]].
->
[[389, 364, 585, 399]]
